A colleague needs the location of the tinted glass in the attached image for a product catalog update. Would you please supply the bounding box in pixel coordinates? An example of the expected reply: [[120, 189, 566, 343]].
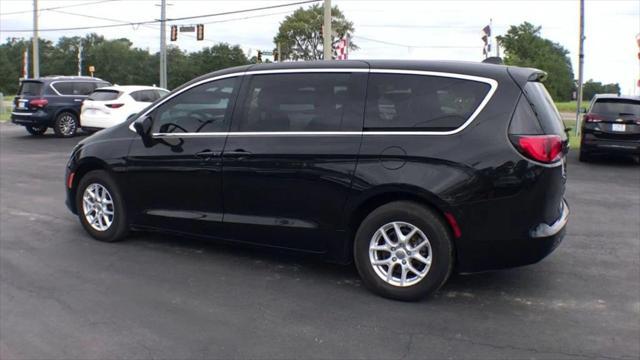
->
[[18, 81, 43, 96], [130, 90, 157, 102], [88, 90, 120, 101], [509, 94, 544, 135], [73, 82, 96, 95], [523, 82, 566, 137], [51, 82, 74, 95], [152, 77, 238, 134], [591, 99, 640, 117], [235, 73, 352, 132], [156, 89, 169, 99], [365, 74, 490, 131]]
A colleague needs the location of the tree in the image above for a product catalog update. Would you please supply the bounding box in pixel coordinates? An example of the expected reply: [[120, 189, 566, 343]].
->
[[497, 22, 575, 101], [582, 79, 621, 101], [273, 4, 357, 61]]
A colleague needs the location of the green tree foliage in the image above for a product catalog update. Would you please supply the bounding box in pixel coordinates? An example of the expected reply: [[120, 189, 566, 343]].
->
[[273, 4, 357, 61], [582, 79, 621, 101], [0, 34, 249, 94], [497, 22, 575, 101]]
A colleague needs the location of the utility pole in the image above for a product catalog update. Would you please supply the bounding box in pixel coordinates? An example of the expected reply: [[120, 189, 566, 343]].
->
[[159, 0, 167, 88], [32, 0, 39, 78], [575, 0, 585, 136], [323, 0, 331, 60], [77, 43, 83, 76]]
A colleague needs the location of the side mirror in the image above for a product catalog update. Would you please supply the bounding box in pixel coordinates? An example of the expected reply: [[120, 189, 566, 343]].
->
[[126, 113, 138, 122], [133, 115, 152, 138]]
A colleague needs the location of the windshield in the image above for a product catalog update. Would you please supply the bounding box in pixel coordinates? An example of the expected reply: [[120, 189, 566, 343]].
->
[[19, 81, 43, 96], [591, 99, 640, 117]]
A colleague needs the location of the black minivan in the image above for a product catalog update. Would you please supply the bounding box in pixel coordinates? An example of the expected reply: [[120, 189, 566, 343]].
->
[[65, 61, 569, 300], [11, 76, 111, 137]]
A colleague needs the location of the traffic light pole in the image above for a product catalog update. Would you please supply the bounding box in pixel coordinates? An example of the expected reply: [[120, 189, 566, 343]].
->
[[159, 0, 168, 88]]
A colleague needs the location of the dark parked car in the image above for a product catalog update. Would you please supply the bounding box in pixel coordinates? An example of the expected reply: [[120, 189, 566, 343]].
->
[[580, 94, 640, 161], [65, 61, 569, 300], [11, 76, 111, 137]]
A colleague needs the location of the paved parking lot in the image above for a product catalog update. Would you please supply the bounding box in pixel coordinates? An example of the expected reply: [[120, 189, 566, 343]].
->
[[1, 122, 638, 360]]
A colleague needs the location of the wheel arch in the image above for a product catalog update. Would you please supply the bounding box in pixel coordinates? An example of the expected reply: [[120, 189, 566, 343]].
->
[[343, 186, 459, 264], [68, 157, 111, 213]]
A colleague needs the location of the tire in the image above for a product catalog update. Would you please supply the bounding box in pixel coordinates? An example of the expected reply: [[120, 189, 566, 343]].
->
[[353, 201, 453, 301], [53, 111, 78, 137], [25, 125, 47, 136], [75, 170, 128, 242]]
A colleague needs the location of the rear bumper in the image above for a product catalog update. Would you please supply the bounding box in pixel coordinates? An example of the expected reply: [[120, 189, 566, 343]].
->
[[80, 113, 122, 129], [456, 199, 569, 273], [11, 110, 53, 127], [582, 134, 640, 155]]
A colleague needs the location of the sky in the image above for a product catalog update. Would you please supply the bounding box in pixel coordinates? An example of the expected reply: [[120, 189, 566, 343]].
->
[[1, 0, 639, 95]]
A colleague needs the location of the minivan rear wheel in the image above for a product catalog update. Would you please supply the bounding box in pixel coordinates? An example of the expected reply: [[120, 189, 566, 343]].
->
[[53, 111, 78, 137], [25, 125, 47, 136], [354, 201, 453, 301], [75, 170, 128, 242]]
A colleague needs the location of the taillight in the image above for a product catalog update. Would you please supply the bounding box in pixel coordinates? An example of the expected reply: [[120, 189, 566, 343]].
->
[[584, 113, 604, 123], [106, 103, 124, 109], [29, 98, 48, 108], [512, 135, 563, 164]]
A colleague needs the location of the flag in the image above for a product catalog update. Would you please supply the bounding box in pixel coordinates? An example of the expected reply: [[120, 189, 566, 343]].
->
[[481, 24, 491, 57], [335, 36, 349, 60]]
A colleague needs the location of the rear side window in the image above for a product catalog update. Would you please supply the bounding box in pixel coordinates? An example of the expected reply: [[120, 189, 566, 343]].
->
[[88, 90, 120, 101], [364, 74, 491, 131], [51, 82, 74, 95], [51, 81, 97, 96], [19, 81, 43, 96], [131, 90, 160, 103], [591, 99, 640, 117], [522, 82, 565, 136], [234, 73, 352, 132]]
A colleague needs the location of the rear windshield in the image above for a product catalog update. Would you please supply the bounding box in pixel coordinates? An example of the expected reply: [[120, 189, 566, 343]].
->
[[591, 99, 640, 117], [88, 90, 120, 101], [19, 81, 43, 96], [523, 82, 566, 137]]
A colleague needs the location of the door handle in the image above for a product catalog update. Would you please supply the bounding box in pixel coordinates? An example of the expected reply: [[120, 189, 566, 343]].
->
[[223, 149, 252, 159], [74, 99, 83, 102], [195, 149, 221, 160]]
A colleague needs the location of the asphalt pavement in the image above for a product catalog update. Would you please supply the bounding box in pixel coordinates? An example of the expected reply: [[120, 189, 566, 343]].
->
[[1, 122, 638, 360]]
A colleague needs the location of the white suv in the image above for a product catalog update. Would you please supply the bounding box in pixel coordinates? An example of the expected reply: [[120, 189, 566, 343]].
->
[[81, 85, 169, 131]]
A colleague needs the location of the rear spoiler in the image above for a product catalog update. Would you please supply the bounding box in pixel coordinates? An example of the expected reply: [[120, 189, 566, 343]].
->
[[507, 67, 547, 89]]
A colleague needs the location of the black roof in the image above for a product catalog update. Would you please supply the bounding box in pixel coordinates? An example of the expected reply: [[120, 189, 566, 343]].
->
[[178, 59, 545, 91]]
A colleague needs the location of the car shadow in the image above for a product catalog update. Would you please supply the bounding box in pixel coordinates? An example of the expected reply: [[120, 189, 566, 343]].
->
[[123, 230, 534, 301]]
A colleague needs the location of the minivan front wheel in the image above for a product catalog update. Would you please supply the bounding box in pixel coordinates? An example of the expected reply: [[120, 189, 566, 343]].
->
[[354, 201, 453, 301], [53, 111, 78, 137], [76, 170, 128, 242]]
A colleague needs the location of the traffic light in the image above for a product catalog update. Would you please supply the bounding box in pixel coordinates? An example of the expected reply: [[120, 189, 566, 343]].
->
[[257, 51, 262, 63], [196, 24, 204, 41], [170, 25, 178, 41]]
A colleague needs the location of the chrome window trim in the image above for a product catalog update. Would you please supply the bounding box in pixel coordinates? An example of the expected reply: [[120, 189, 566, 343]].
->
[[130, 67, 499, 136]]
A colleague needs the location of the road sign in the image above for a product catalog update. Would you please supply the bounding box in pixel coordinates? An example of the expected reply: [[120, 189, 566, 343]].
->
[[180, 26, 195, 33]]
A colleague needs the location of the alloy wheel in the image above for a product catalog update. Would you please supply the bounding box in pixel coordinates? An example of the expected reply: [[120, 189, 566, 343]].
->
[[369, 221, 433, 287], [82, 183, 115, 231]]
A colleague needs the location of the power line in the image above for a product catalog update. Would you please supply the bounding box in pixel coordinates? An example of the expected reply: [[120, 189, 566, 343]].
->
[[0, 0, 119, 16], [0, 0, 320, 32], [353, 35, 478, 49]]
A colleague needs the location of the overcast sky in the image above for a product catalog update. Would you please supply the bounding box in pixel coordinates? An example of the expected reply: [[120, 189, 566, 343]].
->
[[1, 0, 638, 95]]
